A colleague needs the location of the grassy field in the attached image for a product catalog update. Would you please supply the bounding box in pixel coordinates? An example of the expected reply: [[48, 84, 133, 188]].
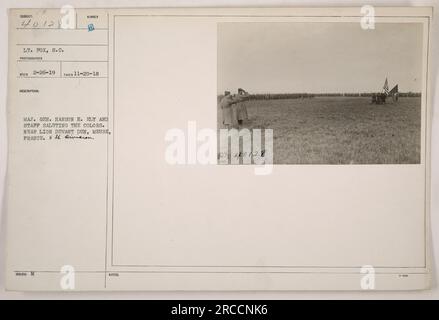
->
[[218, 96, 421, 164]]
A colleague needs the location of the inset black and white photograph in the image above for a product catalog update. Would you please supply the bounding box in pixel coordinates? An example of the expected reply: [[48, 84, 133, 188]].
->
[[217, 22, 423, 164]]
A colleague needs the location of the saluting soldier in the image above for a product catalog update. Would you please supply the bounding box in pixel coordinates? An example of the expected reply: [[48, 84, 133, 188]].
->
[[230, 88, 250, 128]]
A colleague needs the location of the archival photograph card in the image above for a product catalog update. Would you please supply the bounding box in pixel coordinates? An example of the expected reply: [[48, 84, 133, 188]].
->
[[5, 7, 432, 291]]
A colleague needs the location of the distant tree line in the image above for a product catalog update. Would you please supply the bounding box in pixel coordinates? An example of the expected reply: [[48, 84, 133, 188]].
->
[[217, 93, 315, 102], [330, 92, 421, 98], [247, 93, 315, 100], [217, 92, 421, 102]]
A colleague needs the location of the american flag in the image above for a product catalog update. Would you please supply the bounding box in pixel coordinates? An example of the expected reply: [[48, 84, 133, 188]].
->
[[389, 84, 398, 96], [383, 78, 389, 95]]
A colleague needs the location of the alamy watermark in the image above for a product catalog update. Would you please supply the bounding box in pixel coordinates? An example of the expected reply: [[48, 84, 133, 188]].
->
[[165, 121, 273, 175], [60, 265, 75, 290], [360, 5, 375, 30], [360, 265, 376, 290]]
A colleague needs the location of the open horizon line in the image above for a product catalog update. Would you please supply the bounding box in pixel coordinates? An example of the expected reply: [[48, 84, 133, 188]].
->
[[217, 91, 422, 96]]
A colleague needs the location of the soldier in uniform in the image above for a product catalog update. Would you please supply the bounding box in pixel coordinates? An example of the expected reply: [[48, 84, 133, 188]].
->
[[236, 88, 249, 126], [219, 91, 235, 129], [231, 88, 250, 128], [380, 92, 387, 104]]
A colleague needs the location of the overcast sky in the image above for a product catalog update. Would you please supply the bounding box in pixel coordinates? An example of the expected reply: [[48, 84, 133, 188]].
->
[[218, 22, 423, 94]]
